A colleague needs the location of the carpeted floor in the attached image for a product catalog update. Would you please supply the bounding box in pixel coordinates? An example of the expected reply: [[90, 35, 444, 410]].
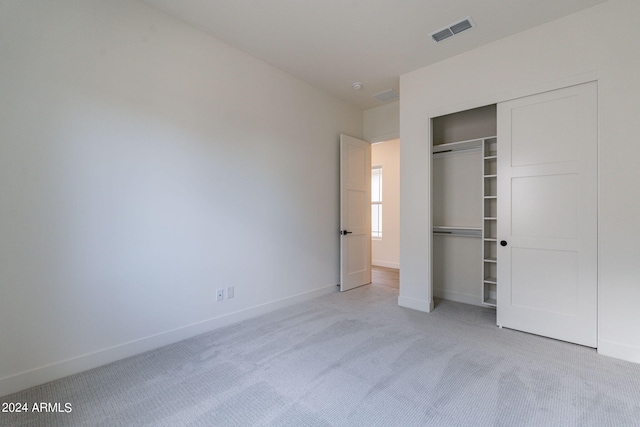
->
[[2, 282, 640, 426]]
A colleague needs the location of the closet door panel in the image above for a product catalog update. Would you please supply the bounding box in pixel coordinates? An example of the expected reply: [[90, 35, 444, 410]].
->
[[510, 94, 581, 166], [497, 82, 597, 348], [511, 173, 578, 240], [511, 247, 579, 315]]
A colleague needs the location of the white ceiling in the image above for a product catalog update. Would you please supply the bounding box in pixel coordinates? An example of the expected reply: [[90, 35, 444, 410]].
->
[[142, 0, 608, 110]]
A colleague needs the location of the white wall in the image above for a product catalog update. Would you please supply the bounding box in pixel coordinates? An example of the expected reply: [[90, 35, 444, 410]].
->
[[0, 0, 362, 396], [399, 0, 640, 362], [371, 139, 400, 269], [364, 101, 399, 143]]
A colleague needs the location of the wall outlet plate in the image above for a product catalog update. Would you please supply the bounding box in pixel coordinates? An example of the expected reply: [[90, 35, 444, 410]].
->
[[227, 286, 234, 299], [216, 289, 224, 301]]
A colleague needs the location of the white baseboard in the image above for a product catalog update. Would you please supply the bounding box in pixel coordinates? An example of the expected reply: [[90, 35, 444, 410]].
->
[[598, 339, 640, 364], [398, 295, 434, 313], [372, 260, 400, 269], [0, 284, 337, 398], [433, 289, 484, 308]]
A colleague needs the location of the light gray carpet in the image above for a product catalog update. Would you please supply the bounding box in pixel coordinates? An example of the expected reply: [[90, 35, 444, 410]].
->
[[3, 284, 640, 426]]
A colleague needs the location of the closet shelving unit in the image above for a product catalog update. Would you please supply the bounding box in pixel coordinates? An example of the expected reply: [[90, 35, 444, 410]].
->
[[431, 135, 498, 307], [482, 137, 498, 306]]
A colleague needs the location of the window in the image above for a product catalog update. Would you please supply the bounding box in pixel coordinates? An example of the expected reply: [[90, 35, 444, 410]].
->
[[372, 166, 382, 238]]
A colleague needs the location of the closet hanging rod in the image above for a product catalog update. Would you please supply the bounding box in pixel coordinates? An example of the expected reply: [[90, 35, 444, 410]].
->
[[432, 136, 496, 155], [432, 226, 482, 237]]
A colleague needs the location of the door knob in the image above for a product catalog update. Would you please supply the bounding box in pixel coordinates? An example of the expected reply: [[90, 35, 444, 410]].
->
[[341, 230, 353, 235], [500, 240, 508, 247]]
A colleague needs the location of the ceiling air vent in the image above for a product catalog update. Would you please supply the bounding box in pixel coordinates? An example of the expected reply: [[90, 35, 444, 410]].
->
[[373, 89, 399, 103], [430, 17, 475, 43]]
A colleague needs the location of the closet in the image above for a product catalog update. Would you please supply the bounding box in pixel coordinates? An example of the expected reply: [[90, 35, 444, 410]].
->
[[431, 105, 497, 307], [430, 82, 597, 348]]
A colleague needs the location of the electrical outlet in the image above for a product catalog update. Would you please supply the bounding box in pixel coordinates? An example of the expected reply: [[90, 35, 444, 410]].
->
[[227, 286, 234, 299], [216, 289, 224, 301]]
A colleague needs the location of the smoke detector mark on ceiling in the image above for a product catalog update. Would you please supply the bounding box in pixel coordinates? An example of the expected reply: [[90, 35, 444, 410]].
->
[[430, 17, 475, 42], [373, 89, 399, 103]]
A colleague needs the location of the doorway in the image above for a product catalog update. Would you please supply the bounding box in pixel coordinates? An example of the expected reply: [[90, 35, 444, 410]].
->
[[371, 139, 400, 270]]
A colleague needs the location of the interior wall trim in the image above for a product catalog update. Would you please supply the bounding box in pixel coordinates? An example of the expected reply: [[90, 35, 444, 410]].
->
[[597, 340, 640, 364], [0, 284, 337, 398]]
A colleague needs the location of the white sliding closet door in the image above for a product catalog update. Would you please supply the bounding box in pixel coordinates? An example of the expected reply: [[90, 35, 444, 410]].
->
[[497, 82, 598, 347]]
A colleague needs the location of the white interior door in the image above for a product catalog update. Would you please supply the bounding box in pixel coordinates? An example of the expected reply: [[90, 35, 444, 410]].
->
[[497, 82, 598, 347], [340, 134, 371, 291]]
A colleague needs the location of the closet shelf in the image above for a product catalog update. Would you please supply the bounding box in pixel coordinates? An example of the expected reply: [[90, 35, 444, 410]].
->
[[484, 257, 497, 263], [432, 138, 483, 154], [484, 276, 497, 284], [483, 297, 497, 307]]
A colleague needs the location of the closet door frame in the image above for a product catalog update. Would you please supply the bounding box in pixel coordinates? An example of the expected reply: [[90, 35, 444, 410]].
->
[[426, 74, 599, 335]]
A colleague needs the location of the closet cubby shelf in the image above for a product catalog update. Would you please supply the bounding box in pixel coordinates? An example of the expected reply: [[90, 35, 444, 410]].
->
[[482, 137, 498, 308], [484, 297, 497, 307]]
